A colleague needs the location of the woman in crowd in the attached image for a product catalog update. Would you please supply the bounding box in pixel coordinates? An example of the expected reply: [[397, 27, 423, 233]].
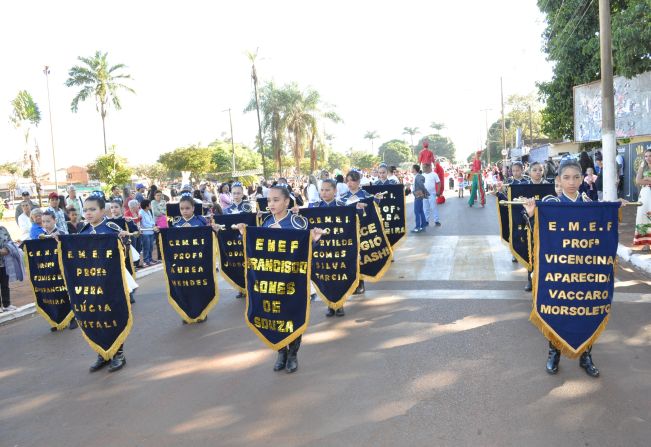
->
[[18, 201, 33, 241], [634, 148, 651, 249], [305, 175, 320, 204], [218, 183, 232, 210], [29, 208, 45, 240]]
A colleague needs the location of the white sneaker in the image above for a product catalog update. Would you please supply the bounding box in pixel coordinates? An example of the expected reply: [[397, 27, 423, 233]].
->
[[3, 305, 17, 311], [0, 307, 4, 313]]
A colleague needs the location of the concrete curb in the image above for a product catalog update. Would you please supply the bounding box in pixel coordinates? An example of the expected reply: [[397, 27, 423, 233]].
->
[[0, 264, 164, 326], [619, 244, 651, 275]]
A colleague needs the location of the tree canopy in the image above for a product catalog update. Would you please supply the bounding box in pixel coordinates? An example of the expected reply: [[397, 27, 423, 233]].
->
[[378, 139, 413, 165], [86, 148, 133, 191], [158, 146, 215, 183], [415, 134, 456, 161], [537, 0, 651, 140]]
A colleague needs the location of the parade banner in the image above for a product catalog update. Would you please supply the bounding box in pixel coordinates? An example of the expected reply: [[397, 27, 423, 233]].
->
[[107, 217, 137, 275], [256, 198, 269, 213], [23, 238, 74, 330], [363, 184, 406, 247], [244, 226, 312, 350], [213, 213, 258, 292], [496, 192, 510, 244], [508, 184, 556, 269], [530, 201, 620, 358], [58, 234, 132, 360], [159, 226, 219, 323], [359, 198, 393, 281], [299, 206, 360, 308], [166, 202, 203, 224]]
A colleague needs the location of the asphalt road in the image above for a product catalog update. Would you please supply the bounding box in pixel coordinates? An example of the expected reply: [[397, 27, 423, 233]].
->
[[1, 193, 650, 447]]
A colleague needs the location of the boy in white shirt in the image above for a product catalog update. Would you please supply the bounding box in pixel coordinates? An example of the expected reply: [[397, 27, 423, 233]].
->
[[422, 163, 441, 226]]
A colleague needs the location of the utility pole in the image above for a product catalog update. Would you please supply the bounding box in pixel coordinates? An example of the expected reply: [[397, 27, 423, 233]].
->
[[500, 77, 507, 163], [481, 108, 491, 165], [250, 59, 268, 179], [528, 104, 533, 147], [223, 108, 236, 175], [43, 66, 58, 192], [599, 0, 617, 201]]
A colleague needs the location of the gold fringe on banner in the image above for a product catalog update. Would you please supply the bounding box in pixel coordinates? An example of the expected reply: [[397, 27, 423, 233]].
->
[[243, 227, 313, 351]]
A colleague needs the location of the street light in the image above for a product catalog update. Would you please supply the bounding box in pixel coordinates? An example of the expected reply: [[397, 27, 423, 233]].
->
[[222, 108, 236, 175], [43, 66, 58, 191]]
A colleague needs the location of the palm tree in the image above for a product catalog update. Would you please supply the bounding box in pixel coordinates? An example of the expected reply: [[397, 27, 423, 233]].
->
[[10, 90, 43, 204], [402, 126, 419, 146], [65, 51, 135, 154], [430, 122, 445, 134], [364, 131, 379, 152]]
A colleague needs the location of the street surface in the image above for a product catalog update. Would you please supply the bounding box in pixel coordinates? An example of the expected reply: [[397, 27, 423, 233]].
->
[[1, 193, 650, 447]]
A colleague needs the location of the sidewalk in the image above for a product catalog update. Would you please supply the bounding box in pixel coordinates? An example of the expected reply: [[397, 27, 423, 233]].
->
[[617, 202, 651, 274]]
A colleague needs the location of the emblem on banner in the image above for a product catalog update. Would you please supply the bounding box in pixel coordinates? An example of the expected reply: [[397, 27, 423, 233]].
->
[[358, 199, 393, 281], [363, 184, 406, 247]]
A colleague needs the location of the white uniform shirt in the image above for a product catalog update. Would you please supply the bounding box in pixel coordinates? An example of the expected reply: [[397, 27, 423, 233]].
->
[[422, 172, 440, 194]]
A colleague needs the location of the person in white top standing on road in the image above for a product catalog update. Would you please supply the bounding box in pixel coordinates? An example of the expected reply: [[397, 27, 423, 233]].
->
[[422, 163, 441, 227], [306, 174, 320, 204]]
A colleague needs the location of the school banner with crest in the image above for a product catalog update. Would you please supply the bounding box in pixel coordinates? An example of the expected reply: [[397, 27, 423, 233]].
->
[[508, 184, 556, 269], [58, 234, 132, 360], [23, 238, 74, 330], [359, 198, 393, 281], [244, 226, 312, 350], [159, 226, 219, 323], [213, 213, 258, 292], [299, 206, 360, 308], [496, 192, 510, 244], [531, 201, 620, 358], [363, 184, 406, 247]]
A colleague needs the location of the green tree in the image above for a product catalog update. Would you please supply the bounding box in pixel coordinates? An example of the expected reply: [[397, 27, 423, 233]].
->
[[65, 51, 135, 154], [378, 139, 413, 165], [416, 135, 456, 162], [326, 150, 350, 173], [208, 139, 261, 176], [86, 147, 133, 192], [349, 150, 380, 169], [537, 0, 651, 139], [364, 131, 379, 152], [134, 163, 169, 185], [402, 127, 419, 147], [430, 122, 445, 133], [158, 146, 214, 184], [10, 90, 43, 205]]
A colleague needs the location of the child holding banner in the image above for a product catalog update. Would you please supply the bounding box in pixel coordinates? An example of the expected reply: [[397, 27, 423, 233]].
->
[[224, 182, 253, 214], [236, 185, 324, 374], [78, 193, 136, 373], [374, 163, 398, 186], [523, 160, 601, 378]]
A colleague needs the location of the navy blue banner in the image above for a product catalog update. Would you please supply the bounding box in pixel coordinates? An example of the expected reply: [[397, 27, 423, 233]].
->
[[58, 234, 132, 360], [256, 198, 269, 213], [359, 198, 393, 281], [363, 184, 406, 246], [244, 226, 312, 350], [159, 226, 219, 323], [531, 201, 620, 358], [299, 206, 360, 308], [509, 184, 556, 269], [496, 192, 510, 244], [213, 213, 258, 292], [23, 238, 73, 330]]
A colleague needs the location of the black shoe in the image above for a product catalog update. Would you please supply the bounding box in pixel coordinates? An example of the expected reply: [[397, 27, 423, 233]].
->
[[326, 307, 335, 317], [68, 319, 78, 330], [335, 307, 345, 317], [286, 352, 298, 373], [108, 353, 126, 372], [435, 222, 441, 227], [524, 280, 532, 292], [89, 355, 109, 372], [310, 293, 317, 302], [50, 327, 58, 332], [273, 350, 288, 371], [546, 346, 561, 374], [353, 281, 365, 295], [512, 256, 518, 263], [579, 350, 600, 377], [236, 292, 245, 299], [197, 316, 208, 323], [130, 293, 135, 304]]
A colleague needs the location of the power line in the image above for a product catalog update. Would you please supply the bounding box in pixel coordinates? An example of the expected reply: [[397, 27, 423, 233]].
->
[[555, 0, 595, 56]]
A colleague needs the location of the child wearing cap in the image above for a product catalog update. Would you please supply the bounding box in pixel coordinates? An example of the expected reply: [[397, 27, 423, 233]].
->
[[46, 192, 68, 234]]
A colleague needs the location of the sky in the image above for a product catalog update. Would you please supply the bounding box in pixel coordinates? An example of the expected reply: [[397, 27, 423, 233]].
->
[[0, 0, 553, 173]]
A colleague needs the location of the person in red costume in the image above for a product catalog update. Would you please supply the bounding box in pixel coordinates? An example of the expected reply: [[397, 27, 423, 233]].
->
[[418, 140, 435, 165], [468, 151, 485, 207], [433, 157, 445, 196]]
